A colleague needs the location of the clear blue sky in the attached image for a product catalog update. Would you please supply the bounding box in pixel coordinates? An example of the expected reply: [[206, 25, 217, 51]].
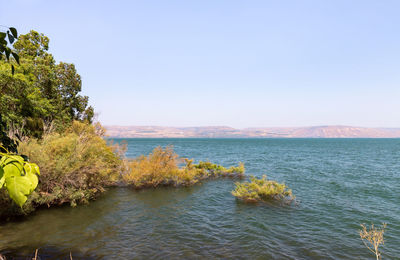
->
[[2, 0, 400, 128]]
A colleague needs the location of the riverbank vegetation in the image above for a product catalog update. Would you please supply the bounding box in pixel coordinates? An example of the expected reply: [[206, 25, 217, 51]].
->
[[19, 122, 125, 206], [232, 175, 294, 204], [0, 28, 248, 219], [0, 121, 126, 218], [1, 116, 245, 218], [123, 146, 244, 188], [0, 130, 245, 218], [0, 29, 122, 218]]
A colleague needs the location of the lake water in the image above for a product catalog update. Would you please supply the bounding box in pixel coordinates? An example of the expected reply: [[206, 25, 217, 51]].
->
[[1, 138, 399, 259]]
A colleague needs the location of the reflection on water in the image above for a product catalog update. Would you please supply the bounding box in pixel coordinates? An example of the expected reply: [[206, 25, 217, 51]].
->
[[1, 139, 400, 259]]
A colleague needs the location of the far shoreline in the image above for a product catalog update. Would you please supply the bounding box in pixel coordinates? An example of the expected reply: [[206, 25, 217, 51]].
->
[[105, 125, 400, 138]]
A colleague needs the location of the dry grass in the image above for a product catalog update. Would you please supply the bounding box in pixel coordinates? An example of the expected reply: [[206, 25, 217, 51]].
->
[[232, 175, 294, 204], [359, 223, 387, 260], [123, 146, 245, 188]]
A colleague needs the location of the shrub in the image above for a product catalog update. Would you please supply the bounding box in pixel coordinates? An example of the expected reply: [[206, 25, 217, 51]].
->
[[123, 146, 184, 188], [192, 161, 245, 178], [123, 146, 245, 188], [359, 223, 387, 260], [232, 175, 294, 204], [0, 121, 125, 218]]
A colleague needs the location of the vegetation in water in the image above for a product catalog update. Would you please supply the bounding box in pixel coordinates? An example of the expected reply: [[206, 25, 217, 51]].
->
[[359, 223, 387, 260], [122, 146, 244, 188], [191, 160, 245, 178], [0, 28, 246, 218], [231, 175, 294, 204], [0, 121, 125, 218]]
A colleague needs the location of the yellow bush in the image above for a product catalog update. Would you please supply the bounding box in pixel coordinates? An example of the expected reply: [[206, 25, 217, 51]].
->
[[123, 146, 245, 188], [123, 146, 181, 187], [16, 121, 125, 208], [232, 175, 294, 204]]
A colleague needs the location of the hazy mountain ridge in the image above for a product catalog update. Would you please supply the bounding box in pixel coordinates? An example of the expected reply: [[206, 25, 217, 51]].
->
[[105, 125, 400, 138]]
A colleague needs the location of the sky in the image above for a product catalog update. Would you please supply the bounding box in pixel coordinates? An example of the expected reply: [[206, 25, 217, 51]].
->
[[1, 0, 400, 128]]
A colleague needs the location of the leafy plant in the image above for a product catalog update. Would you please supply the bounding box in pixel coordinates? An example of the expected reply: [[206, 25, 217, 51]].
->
[[0, 30, 94, 140], [192, 161, 245, 178], [16, 121, 125, 209], [0, 147, 40, 207], [232, 175, 294, 204], [359, 223, 387, 260], [123, 146, 245, 188]]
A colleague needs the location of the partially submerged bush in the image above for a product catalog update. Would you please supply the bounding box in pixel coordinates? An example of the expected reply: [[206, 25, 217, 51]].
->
[[232, 175, 294, 204], [123, 146, 244, 188], [122, 146, 185, 188], [359, 223, 387, 260], [192, 161, 245, 178], [0, 121, 125, 218]]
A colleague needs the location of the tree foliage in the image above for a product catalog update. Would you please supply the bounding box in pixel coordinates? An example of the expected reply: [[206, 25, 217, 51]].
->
[[0, 30, 94, 140], [0, 28, 93, 208]]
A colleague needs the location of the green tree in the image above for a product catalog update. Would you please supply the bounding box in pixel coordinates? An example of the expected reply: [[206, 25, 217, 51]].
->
[[0, 30, 94, 138]]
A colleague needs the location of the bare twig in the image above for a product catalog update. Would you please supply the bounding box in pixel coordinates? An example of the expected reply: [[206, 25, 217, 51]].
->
[[359, 223, 387, 260]]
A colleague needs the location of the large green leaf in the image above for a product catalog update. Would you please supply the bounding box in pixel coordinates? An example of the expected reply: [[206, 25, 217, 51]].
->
[[0, 154, 40, 207], [5, 174, 34, 207]]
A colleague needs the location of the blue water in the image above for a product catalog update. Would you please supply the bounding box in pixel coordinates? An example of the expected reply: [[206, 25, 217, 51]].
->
[[0, 138, 399, 259]]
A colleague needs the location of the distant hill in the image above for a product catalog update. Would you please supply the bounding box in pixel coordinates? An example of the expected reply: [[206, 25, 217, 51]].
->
[[105, 125, 400, 138]]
